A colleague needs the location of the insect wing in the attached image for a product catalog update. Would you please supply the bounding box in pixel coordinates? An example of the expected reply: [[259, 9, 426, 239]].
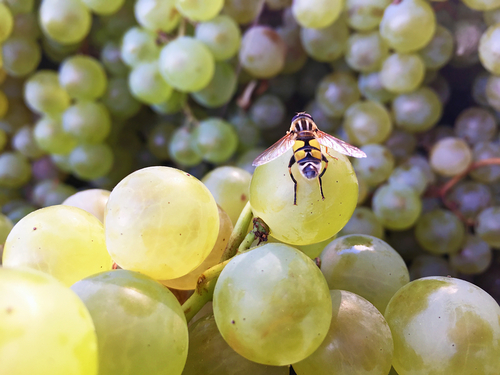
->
[[316, 130, 367, 158], [252, 133, 296, 166]]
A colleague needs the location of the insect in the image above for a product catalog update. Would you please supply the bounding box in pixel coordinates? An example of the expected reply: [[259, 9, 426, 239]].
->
[[252, 112, 366, 205]]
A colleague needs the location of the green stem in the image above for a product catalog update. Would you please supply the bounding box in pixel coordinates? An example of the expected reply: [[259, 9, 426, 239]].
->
[[183, 278, 217, 323], [220, 201, 253, 262]]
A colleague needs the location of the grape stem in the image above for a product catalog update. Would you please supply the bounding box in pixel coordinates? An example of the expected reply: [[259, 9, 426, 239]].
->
[[220, 201, 253, 261]]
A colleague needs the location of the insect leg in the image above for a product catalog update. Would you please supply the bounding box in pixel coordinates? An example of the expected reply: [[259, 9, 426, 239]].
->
[[318, 154, 329, 200], [288, 156, 298, 205]]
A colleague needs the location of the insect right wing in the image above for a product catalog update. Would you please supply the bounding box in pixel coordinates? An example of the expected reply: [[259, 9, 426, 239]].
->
[[316, 130, 367, 158], [252, 132, 296, 166]]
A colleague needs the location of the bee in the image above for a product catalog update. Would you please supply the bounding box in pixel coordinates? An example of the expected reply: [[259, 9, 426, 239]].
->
[[252, 112, 366, 205]]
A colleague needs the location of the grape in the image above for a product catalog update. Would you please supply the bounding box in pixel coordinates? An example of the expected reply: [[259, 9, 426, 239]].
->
[[3, 205, 112, 286], [343, 100, 392, 146], [486, 74, 500, 110], [470, 142, 500, 182], [304, 100, 341, 133], [338, 207, 385, 239], [31, 179, 62, 206], [159, 36, 215, 92], [380, 53, 425, 93], [0, 3, 14, 42], [390, 164, 427, 196], [462, 0, 500, 10], [0, 128, 6, 152], [62, 189, 110, 222], [0, 151, 31, 188], [24, 70, 70, 115], [69, 143, 114, 181], [191, 61, 237, 108], [414, 209, 465, 255], [59, 55, 108, 101], [120, 27, 160, 68], [384, 129, 417, 162], [0, 90, 7, 119], [484, 7, 500, 25], [39, 0, 92, 45], [476, 206, 500, 248], [358, 71, 395, 103], [195, 15, 241, 61], [0, 268, 98, 375], [249, 94, 285, 129], [0, 213, 13, 244], [353, 144, 394, 187], [7, 204, 36, 224], [409, 254, 456, 280], [151, 90, 186, 115], [43, 183, 77, 207], [202, 166, 252, 225], [62, 101, 111, 144], [176, 0, 223, 21], [479, 24, 500, 74], [102, 77, 142, 119], [147, 122, 174, 160], [452, 19, 484, 67], [380, 0, 436, 53], [346, 31, 389, 73], [429, 74, 451, 104], [12, 125, 44, 159], [222, 0, 263, 24], [450, 234, 492, 274], [161, 205, 232, 290], [50, 153, 72, 172], [300, 18, 349, 62], [82, 0, 125, 15], [169, 127, 202, 167], [454, 107, 497, 145], [105, 166, 219, 280], [472, 72, 490, 106], [228, 111, 261, 152], [2, 36, 41, 77], [128, 61, 173, 105], [41, 36, 81, 64], [448, 181, 492, 220], [34, 115, 77, 154], [214, 243, 332, 365], [0, 98, 31, 135], [276, 25, 308, 74], [298, 60, 329, 98], [192, 118, 238, 164], [321, 234, 409, 312], [100, 41, 128, 77], [292, 0, 343, 29], [430, 137, 472, 177], [293, 290, 393, 375], [134, 0, 180, 32], [345, 0, 391, 31], [392, 87, 442, 133], [316, 72, 361, 118], [385, 277, 500, 375], [71, 270, 188, 375]]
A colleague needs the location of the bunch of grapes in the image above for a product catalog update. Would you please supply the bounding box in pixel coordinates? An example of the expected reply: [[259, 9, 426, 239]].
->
[[1, 0, 500, 374]]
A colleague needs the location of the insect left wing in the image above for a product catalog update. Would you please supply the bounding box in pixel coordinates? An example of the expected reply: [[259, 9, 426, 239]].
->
[[316, 130, 367, 158], [252, 133, 296, 166]]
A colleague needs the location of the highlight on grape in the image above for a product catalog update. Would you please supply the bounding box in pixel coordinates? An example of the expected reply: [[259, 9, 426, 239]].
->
[[1, 0, 500, 374]]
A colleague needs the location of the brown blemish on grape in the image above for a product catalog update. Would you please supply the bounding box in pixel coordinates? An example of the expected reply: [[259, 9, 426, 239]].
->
[[33, 227, 37, 230], [240, 194, 247, 201]]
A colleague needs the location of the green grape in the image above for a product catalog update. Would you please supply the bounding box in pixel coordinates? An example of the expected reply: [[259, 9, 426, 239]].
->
[[429, 137, 472, 177], [0, 98, 31, 135], [50, 153, 72, 173], [192, 118, 238, 164], [2, 36, 41, 77], [379, 0, 436, 53], [0, 268, 98, 375], [134, 0, 179, 32], [239, 26, 286, 78], [338, 207, 385, 239], [385, 277, 500, 375], [62, 189, 110, 222], [470, 142, 500, 182], [159, 36, 215, 92], [214, 243, 332, 365], [195, 15, 241, 61], [3, 205, 112, 286], [222, 0, 263, 24], [41, 36, 81, 63], [0, 3, 14, 42], [202, 166, 252, 225], [450, 234, 492, 275], [316, 72, 361, 118], [34, 115, 77, 154], [121, 27, 160, 67], [0, 151, 31, 188], [31, 179, 61, 206], [462, 0, 500, 10], [0, 128, 6, 152], [265, 0, 290, 10], [105, 166, 219, 280], [372, 184, 422, 230], [62, 101, 111, 144], [69, 143, 114, 181], [321, 235, 409, 312], [293, 290, 393, 375], [100, 41, 128, 77], [169, 127, 202, 166], [292, 0, 343, 29], [380, 53, 425, 93], [250, 148, 358, 245], [59, 55, 108, 100], [484, 7, 500, 25], [102, 77, 142, 118], [475, 206, 500, 248], [82, 0, 125, 15], [0, 90, 7, 119], [191, 61, 237, 108], [358, 71, 395, 103], [71, 270, 188, 375], [128, 61, 173, 105], [12, 125, 44, 159], [391, 87, 443, 133], [343, 100, 392, 146], [448, 181, 492, 220], [249, 94, 285, 129], [304, 100, 341, 133], [161, 206, 232, 290], [472, 71, 489, 106], [384, 129, 417, 162], [409, 254, 456, 280], [414, 209, 465, 255], [6, 204, 36, 224], [345, 31, 389, 72], [480, 24, 500, 74], [151, 90, 187, 115], [454, 107, 496, 145], [353, 144, 394, 187], [43, 183, 77, 207], [429, 74, 451, 104], [1, 0, 34, 14], [345, 0, 392, 31], [39, 0, 91, 45], [176, 0, 223, 21], [451, 19, 484, 68], [419, 25, 454, 70], [276, 25, 308, 74], [24, 70, 70, 115], [147, 122, 175, 160], [300, 18, 349, 62], [0, 213, 13, 244], [388, 164, 428, 196], [228, 112, 260, 153]]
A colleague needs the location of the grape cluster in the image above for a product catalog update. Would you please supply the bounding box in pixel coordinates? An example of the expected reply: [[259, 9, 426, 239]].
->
[[1, 0, 500, 375]]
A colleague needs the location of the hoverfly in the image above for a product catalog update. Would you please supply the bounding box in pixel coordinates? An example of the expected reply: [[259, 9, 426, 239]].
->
[[252, 112, 366, 205]]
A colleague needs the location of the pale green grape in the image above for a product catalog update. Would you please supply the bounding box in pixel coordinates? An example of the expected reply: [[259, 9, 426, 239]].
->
[[12, 125, 44, 159], [41, 36, 81, 63], [450, 235, 492, 274], [372, 184, 422, 230], [414, 209, 465, 255], [0, 128, 6, 152], [102, 77, 142, 118], [7, 204, 36, 224], [276, 25, 308, 74], [192, 118, 238, 164], [346, 31, 389, 72], [0, 213, 13, 244], [2, 36, 41, 77], [71, 270, 188, 375], [419, 25, 454, 70], [222, 0, 263, 24], [31, 179, 62, 206], [50, 153, 72, 172], [389, 164, 427, 196], [338, 207, 385, 239], [455, 107, 496, 145], [134, 0, 179, 32], [121, 27, 159, 67], [239, 26, 286, 78], [316, 72, 361, 118], [59, 55, 108, 100], [385, 277, 500, 375], [0, 98, 32, 135], [168, 127, 202, 166], [343, 100, 392, 145], [151, 90, 186, 115], [448, 181, 492, 220], [409, 254, 456, 280], [39, 0, 91, 45], [176, 0, 223, 21], [300, 18, 349, 62], [462, 0, 500, 10], [82, 0, 125, 15], [384, 129, 417, 162], [430, 137, 472, 177], [105, 166, 219, 280], [195, 15, 241, 61], [345, 0, 392, 31], [62, 101, 111, 144], [214, 243, 332, 365], [470, 142, 500, 182], [159, 36, 215, 92], [191, 61, 237, 108], [202, 166, 252, 225], [0, 3, 14, 42], [11, 12, 39, 41], [293, 290, 393, 375], [475, 206, 500, 248], [1, 0, 34, 14], [0, 268, 98, 375], [100, 41, 128, 77], [380, 53, 425, 93], [358, 71, 395, 103], [128, 61, 173, 105], [34, 115, 77, 154], [3, 205, 112, 286], [304, 100, 341, 133], [483, 7, 500, 25], [292, 0, 343, 29], [380, 0, 436, 53], [229, 111, 261, 152], [43, 183, 77, 207], [147, 122, 174, 160], [62, 189, 110, 222], [265, 0, 290, 10], [0, 151, 31, 188], [69, 143, 114, 180], [249, 94, 285, 129], [479, 24, 500, 74], [250, 147, 358, 245], [353, 144, 394, 186], [24, 70, 70, 115], [0, 90, 7, 118]]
